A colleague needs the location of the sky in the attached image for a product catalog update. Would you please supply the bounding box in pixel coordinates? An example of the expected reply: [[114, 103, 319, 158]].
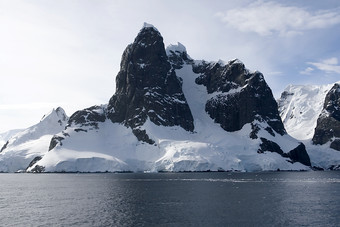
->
[[1, 0, 340, 133]]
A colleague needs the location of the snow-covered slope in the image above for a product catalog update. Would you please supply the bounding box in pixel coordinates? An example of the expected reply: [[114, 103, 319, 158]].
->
[[0, 107, 68, 172], [26, 24, 311, 173], [0, 129, 23, 148], [278, 82, 340, 170], [278, 84, 334, 140], [306, 144, 340, 170], [152, 57, 308, 172], [29, 98, 308, 173]]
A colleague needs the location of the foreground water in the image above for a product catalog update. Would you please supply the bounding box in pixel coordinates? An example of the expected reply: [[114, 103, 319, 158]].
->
[[0, 171, 339, 226]]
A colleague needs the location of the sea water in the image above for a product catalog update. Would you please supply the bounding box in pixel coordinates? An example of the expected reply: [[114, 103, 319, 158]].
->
[[0, 171, 339, 226]]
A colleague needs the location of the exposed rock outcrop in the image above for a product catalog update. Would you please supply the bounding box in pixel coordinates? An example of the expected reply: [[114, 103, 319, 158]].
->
[[107, 23, 194, 143], [313, 83, 340, 151], [194, 59, 285, 136], [68, 105, 106, 129], [284, 143, 311, 166]]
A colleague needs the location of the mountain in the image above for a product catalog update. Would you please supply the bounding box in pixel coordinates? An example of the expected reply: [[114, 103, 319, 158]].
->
[[0, 107, 68, 172], [278, 82, 340, 170], [23, 23, 312, 173], [106, 24, 194, 143], [0, 129, 23, 148], [278, 83, 334, 140]]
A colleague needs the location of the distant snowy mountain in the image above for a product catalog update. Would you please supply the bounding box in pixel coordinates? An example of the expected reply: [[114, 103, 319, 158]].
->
[[278, 84, 333, 140], [26, 23, 311, 173], [0, 107, 68, 172], [0, 129, 22, 148], [278, 82, 340, 170]]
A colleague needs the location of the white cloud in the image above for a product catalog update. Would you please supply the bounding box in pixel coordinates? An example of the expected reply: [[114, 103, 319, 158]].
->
[[216, 0, 340, 36], [307, 58, 340, 74], [300, 67, 314, 75], [321, 57, 338, 65]]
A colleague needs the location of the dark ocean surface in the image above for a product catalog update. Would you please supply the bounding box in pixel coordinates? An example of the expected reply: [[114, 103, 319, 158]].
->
[[0, 171, 339, 226]]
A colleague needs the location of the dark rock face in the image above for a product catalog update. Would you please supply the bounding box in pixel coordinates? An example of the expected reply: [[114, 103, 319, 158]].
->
[[284, 143, 311, 166], [132, 128, 155, 144], [166, 43, 193, 69], [258, 138, 311, 166], [30, 165, 45, 173], [0, 141, 9, 153], [194, 60, 285, 136], [258, 138, 283, 155], [107, 25, 194, 143], [68, 105, 106, 129], [312, 83, 340, 151], [329, 165, 340, 170], [279, 91, 294, 101], [26, 156, 42, 170], [49, 136, 65, 151], [330, 139, 340, 151], [192, 59, 310, 166]]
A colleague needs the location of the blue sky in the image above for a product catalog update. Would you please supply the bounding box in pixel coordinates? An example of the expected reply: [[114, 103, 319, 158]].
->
[[1, 0, 340, 132]]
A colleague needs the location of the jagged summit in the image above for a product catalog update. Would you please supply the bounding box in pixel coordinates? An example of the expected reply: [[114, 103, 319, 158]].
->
[[166, 42, 187, 55], [166, 42, 193, 70], [107, 23, 194, 143], [142, 22, 159, 32], [133, 22, 163, 54], [7, 107, 69, 147], [41, 107, 68, 123], [227, 58, 244, 66]]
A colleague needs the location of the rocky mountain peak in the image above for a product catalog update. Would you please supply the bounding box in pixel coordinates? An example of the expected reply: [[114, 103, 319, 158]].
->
[[1, 107, 69, 152], [189, 58, 307, 164], [166, 42, 187, 55], [194, 59, 249, 94], [194, 59, 285, 136], [117, 23, 167, 77], [323, 83, 340, 120], [166, 42, 193, 69], [142, 22, 159, 31], [40, 107, 68, 124], [107, 23, 194, 143]]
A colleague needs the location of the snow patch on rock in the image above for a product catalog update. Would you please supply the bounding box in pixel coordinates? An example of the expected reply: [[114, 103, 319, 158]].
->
[[142, 22, 159, 31], [166, 42, 187, 55]]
